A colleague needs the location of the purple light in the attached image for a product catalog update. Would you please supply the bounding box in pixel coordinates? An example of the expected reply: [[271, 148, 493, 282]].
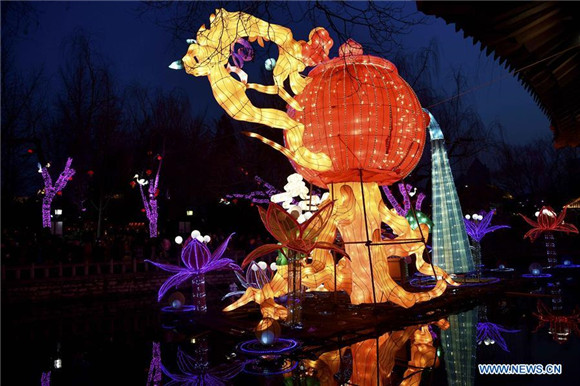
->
[[225, 175, 281, 204], [161, 346, 247, 383], [146, 342, 162, 386], [41, 371, 51, 386], [40, 158, 75, 228], [161, 305, 197, 313], [224, 262, 274, 300], [238, 338, 299, 355], [382, 183, 425, 217], [138, 158, 162, 238], [522, 273, 552, 278], [231, 38, 254, 68], [464, 209, 510, 243], [242, 359, 298, 376], [145, 233, 240, 301], [477, 322, 520, 352]]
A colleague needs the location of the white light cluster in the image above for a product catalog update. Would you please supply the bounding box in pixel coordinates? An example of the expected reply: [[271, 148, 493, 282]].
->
[[251, 260, 278, 272], [270, 173, 329, 223], [466, 213, 483, 221], [191, 230, 211, 243]]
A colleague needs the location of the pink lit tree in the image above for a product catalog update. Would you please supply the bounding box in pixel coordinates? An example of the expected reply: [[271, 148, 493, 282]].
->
[[136, 156, 163, 238], [40, 158, 75, 228]]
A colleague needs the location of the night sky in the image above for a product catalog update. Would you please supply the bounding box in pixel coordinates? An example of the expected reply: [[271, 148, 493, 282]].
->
[[6, 1, 550, 145]]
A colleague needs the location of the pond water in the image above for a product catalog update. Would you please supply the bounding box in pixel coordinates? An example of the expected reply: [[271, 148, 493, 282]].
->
[[3, 270, 580, 385]]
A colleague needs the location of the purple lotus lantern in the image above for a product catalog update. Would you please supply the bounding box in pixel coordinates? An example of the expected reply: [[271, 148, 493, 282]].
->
[[146, 233, 240, 312], [161, 346, 247, 384], [477, 322, 520, 352], [223, 261, 276, 300], [464, 209, 510, 276]]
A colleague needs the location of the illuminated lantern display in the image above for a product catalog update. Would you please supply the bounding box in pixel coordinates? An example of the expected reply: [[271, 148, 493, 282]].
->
[[464, 210, 510, 276], [39, 157, 75, 228], [181, 9, 457, 310], [428, 112, 474, 274], [519, 206, 578, 267], [145, 233, 240, 312]]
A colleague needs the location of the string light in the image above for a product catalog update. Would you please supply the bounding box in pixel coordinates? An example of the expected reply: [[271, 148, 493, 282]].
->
[[40, 158, 75, 228]]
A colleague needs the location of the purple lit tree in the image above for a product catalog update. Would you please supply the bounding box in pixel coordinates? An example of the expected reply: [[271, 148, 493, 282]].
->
[[224, 175, 280, 205], [146, 342, 162, 386], [41, 371, 51, 386], [40, 158, 75, 228], [464, 209, 510, 275], [136, 156, 162, 238], [382, 183, 425, 217], [145, 233, 240, 312]]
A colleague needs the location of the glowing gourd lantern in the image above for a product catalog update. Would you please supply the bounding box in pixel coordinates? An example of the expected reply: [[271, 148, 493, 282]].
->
[[288, 39, 428, 188]]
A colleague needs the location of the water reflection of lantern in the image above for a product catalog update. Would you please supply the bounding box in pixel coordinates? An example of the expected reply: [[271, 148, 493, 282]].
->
[[533, 300, 580, 344], [302, 320, 448, 385], [255, 318, 281, 346]]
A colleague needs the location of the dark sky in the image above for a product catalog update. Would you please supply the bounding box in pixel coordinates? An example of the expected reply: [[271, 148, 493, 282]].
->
[[6, 1, 550, 145]]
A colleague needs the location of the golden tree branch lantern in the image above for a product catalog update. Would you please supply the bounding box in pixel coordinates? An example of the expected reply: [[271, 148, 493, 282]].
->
[[181, 9, 456, 312]]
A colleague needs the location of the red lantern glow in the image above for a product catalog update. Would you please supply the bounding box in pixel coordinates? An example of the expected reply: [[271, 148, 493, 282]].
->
[[286, 41, 429, 188], [27, 149, 34, 154], [87, 170, 94, 177]]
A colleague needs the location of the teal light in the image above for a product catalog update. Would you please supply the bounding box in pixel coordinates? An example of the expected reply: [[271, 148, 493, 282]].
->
[[426, 110, 474, 274], [405, 210, 433, 230]]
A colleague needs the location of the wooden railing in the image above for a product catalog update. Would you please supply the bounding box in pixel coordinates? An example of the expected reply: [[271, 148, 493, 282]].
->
[[1, 251, 246, 281], [1, 259, 152, 281]]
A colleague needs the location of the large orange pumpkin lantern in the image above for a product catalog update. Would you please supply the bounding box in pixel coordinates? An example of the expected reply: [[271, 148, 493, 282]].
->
[[289, 40, 429, 188], [182, 9, 456, 313]]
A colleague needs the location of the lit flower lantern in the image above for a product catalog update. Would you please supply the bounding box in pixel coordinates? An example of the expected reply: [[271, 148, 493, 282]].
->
[[520, 206, 578, 267]]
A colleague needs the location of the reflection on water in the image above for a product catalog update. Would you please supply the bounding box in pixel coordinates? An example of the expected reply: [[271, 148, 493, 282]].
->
[[302, 320, 448, 385], [3, 273, 580, 385], [441, 307, 478, 386]]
